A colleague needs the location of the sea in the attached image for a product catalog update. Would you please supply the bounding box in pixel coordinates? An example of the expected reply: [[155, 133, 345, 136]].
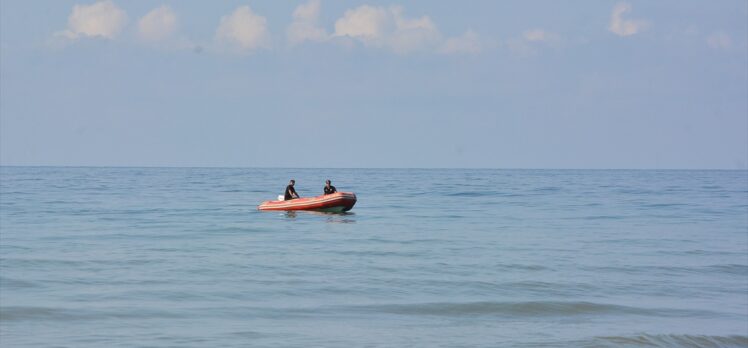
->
[[1, 167, 746, 347]]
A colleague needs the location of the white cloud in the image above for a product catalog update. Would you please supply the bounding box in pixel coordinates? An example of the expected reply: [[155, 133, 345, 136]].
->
[[215, 5, 270, 52], [333, 5, 441, 54], [389, 6, 441, 53], [706, 31, 732, 49], [608, 2, 648, 37], [55, 0, 127, 40], [334, 5, 392, 42], [523, 29, 559, 43], [287, 0, 328, 45], [505, 28, 561, 56], [138, 5, 177, 42], [440, 30, 482, 54]]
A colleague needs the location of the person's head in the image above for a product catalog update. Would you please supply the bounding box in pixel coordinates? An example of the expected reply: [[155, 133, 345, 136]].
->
[[289, 179, 295, 186], [325, 180, 331, 186]]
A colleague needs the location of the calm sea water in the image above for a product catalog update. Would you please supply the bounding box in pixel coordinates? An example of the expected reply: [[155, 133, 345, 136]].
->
[[1, 167, 746, 347]]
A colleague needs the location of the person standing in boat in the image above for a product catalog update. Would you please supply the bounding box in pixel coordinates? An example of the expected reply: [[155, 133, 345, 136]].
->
[[323, 180, 337, 195], [285, 180, 299, 200]]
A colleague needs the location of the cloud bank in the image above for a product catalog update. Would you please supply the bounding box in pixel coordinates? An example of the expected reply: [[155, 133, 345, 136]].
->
[[50, 1, 483, 55], [53, 1, 723, 58]]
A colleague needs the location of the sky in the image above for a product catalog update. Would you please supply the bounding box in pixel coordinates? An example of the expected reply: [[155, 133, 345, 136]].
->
[[0, 1, 746, 169]]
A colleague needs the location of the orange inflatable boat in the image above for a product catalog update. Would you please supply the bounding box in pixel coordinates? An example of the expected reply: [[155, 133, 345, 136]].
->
[[258, 192, 357, 212]]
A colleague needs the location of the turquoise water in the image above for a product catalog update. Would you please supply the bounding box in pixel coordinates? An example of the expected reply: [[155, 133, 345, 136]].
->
[[1, 167, 747, 347]]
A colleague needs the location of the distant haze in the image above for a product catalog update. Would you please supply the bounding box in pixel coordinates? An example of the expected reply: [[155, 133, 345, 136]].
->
[[1, 1, 746, 169]]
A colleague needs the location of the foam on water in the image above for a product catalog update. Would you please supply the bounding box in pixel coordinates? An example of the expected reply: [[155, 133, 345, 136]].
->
[[1, 167, 746, 347]]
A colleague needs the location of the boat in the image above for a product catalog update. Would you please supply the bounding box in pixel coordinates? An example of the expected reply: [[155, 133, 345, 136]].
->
[[258, 192, 357, 212]]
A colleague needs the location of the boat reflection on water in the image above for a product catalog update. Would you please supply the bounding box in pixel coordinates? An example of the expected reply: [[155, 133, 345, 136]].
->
[[283, 210, 356, 224]]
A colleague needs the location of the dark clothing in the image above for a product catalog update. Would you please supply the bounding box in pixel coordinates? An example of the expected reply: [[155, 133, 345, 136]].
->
[[285, 185, 298, 200], [324, 185, 337, 195]]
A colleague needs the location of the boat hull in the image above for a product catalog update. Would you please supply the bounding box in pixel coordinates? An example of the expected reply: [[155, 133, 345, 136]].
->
[[258, 192, 357, 212]]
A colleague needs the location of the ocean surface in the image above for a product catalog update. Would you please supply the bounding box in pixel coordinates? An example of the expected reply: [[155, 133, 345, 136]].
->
[[1, 167, 747, 347]]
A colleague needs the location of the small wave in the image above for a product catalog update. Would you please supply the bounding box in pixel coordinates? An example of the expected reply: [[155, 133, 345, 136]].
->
[[362, 238, 443, 245], [1, 258, 87, 267], [439, 214, 466, 219], [591, 334, 748, 348], [0, 277, 38, 289], [616, 188, 658, 195], [333, 250, 423, 258], [0, 306, 183, 322], [587, 264, 748, 277], [584, 215, 624, 220], [229, 331, 267, 339], [445, 191, 499, 197], [495, 263, 548, 271], [639, 203, 689, 208], [531, 186, 562, 192], [197, 226, 266, 235], [0, 258, 159, 268], [706, 264, 748, 276], [352, 301, 716, 318]]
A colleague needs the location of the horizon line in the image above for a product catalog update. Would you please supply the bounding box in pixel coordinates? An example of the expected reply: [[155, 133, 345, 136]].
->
[[1, 164, 746, 171]]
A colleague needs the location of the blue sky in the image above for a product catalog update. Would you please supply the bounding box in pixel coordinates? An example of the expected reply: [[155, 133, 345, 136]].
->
[[1, 1, 746, 168]]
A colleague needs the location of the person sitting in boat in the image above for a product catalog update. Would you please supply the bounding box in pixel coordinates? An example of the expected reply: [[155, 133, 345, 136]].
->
[[323, 180, 337, 195], [285, 180, 299, 200]]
